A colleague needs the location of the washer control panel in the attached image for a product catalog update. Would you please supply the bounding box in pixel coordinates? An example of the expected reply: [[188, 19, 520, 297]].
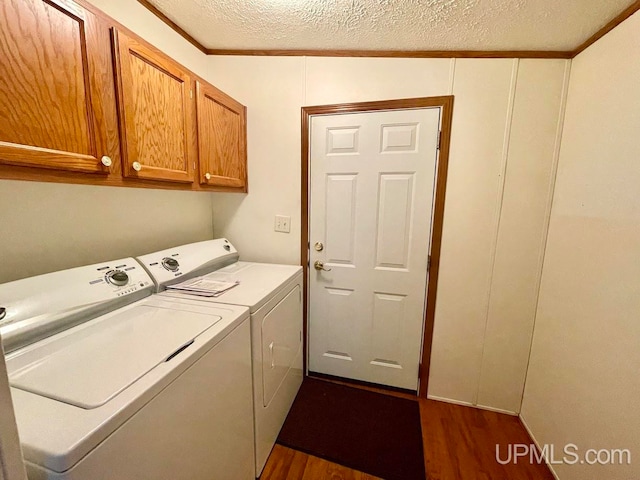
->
[[92, 261, 153, 297], [0, 258, 155, 340]]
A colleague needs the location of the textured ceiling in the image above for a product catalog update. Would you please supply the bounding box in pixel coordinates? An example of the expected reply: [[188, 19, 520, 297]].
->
[[146, 0, 635, 51]]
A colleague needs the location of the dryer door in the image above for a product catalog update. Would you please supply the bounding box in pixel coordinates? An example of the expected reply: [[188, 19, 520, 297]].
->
[[261, 285, 302, 407]]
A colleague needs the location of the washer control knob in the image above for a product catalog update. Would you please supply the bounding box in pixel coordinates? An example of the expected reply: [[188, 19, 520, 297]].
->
[[162, 257, 180, 271], [132, 161, 142, 172], [107, 270, 129, 286], [101, 156, 112, 167], [204, 172, 212, 180]]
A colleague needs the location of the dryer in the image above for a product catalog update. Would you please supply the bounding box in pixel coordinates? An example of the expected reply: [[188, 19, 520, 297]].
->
[[0, 258, 254, 480], [137, 238, 303, 477]]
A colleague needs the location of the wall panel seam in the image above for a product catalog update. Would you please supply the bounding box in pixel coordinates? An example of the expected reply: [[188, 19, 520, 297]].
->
[[303, 56, 308, 105], [473, 58, 520, 406], [518, 59, 572, 410], [447, 58, 456, 95]]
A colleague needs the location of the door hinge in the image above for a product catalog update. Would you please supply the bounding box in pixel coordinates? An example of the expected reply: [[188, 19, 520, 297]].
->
[[427, 255, 431, 272], [437, 130, 442, 150]]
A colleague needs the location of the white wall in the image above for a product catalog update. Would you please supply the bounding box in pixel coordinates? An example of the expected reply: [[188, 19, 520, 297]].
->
[[0, 181, 213, 283], [0, 0, 217, 284], [521, 11, 640, 480], [207, 55, 569, 413], [476, 60, 570, 412]]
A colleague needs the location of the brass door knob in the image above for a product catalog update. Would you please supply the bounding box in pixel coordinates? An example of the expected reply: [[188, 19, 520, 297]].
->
[[314, 261, 331, 271]]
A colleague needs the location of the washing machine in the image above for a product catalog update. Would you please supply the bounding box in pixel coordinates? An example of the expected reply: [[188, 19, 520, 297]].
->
[[0, 258, 254, 480], [137, 238, 303, 477]]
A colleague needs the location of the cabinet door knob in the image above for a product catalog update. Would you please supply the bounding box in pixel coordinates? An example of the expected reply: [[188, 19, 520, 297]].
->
[[132, 161, 142, 172], [204, 172, 212, 180], [101, 156, 112, 167]]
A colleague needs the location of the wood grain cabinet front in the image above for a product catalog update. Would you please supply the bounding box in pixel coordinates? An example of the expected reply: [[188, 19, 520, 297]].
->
[[196, 81, 247, 190], [112, 29, 196, 184], [0, 0, 120, 174]]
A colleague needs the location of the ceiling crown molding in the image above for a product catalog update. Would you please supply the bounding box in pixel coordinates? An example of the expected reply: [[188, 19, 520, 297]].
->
[[203, 49, 574, 59], [137, 0, 207, 54], [137, 0, 640, 59], [572, 0, 640, 56]]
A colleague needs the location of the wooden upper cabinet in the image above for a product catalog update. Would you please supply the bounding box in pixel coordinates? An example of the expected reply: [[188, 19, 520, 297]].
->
[[112, 29, 196, 184], [0, 0, 120, 174], [196, 81, 247, 190]]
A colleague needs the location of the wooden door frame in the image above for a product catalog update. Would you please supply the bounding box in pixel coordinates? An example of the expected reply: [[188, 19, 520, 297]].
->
[[301, 96, 454, 398]]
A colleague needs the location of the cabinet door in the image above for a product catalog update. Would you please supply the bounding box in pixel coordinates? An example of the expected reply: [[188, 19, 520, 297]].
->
[[0, 0, 119, 174], [196, 81, 247, 190], [113, 30, 195, 183]]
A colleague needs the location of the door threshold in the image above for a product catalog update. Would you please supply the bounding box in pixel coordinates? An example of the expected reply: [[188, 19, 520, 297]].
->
[[307, 372, 418, 399]]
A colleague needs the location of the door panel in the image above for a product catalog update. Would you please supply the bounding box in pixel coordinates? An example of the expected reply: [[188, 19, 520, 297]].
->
[[326, 127, 360, 155], [371, 292, 407, 367], [309, 108, 440, 390], [381, 123, 418, 152], [322, 287, 357, 362], [113, 29, 195, 183], [325, 174, 357, 265], [0, 0, 118, 174], [129, 54, 187, 170], [376, 173, 415, 269], [196, 81, 247, 189]]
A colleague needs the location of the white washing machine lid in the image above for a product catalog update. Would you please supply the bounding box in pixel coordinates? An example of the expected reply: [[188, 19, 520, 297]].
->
[[7, 297, 250, 474], [9, 305, 220, 409], [162, 262, 302, 312]]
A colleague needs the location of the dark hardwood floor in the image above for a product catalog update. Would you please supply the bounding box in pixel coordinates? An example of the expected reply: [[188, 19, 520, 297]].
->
[[261, 379, 555, 480]]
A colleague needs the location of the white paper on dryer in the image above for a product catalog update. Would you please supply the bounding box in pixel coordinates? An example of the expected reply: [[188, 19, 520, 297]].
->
[[165, 277, 240, 297]]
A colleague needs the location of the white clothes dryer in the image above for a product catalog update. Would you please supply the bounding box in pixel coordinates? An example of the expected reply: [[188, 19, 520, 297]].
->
[[137, 238, 303, 477], [0, 258, 254, 480]]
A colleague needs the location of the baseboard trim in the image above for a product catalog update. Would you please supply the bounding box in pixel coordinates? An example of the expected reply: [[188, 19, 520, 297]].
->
[[518, 414, 561, 480], [476, 403, 519, 416], [427, 394, 519, 416]]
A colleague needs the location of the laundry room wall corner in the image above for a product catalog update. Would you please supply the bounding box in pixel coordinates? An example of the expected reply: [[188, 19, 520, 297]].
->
[[208, 56, 305, 266]]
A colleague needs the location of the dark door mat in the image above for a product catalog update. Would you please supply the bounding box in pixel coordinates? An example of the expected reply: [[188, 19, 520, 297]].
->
[[277, 377, 426, 480]]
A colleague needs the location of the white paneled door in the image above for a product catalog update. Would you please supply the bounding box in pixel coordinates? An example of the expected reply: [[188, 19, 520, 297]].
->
[[308, 108, 441, 391]]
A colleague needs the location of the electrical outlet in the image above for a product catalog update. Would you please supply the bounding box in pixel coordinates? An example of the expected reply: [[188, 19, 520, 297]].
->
[[274, 215, 291, 233]]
